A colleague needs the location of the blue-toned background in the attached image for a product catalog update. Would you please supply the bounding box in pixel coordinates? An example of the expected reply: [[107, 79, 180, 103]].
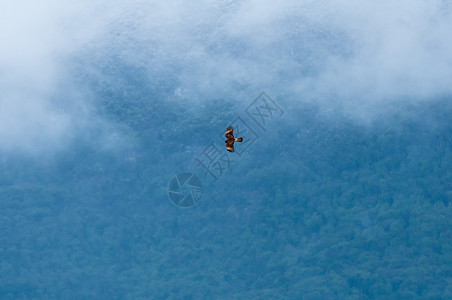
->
[[1, 1, 451, 298]]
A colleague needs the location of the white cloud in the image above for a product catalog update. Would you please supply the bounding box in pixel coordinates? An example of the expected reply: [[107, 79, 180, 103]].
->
[[313, 0, 452, 101], [1, 0, 451, 153], [0, 0, 121, 153]]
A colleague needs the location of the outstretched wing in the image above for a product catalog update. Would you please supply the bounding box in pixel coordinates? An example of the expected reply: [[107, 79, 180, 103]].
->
[[225, 126, 234, 139]]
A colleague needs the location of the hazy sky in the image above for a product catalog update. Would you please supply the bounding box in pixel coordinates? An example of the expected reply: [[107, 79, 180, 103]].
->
[[1, 0, 451, 153]]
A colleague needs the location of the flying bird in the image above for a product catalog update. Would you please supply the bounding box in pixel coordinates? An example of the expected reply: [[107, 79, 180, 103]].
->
[[225, 126, 243, 152]]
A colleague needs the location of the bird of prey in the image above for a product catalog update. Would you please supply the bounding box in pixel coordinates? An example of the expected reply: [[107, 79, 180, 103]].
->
[[225, 126, 243, 152]]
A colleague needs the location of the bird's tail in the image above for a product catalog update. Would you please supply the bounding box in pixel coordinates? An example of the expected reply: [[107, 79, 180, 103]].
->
[[235, 137, 243, 142]]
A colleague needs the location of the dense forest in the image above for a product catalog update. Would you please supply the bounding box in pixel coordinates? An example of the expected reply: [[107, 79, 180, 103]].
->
[[0, 61, 450, 299], [2, 1, 452, 297]]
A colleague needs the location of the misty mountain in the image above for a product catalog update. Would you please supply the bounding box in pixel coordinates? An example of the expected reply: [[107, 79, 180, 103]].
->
[[1, 1, 451, 299]]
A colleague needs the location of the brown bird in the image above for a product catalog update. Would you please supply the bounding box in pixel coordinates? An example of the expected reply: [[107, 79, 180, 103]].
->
[[225, 126, 243, 152]]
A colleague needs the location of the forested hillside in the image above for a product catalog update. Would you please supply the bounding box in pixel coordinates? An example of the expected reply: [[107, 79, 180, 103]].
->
[[2, 1, 452, 298], [0, 73, 450, 298]]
